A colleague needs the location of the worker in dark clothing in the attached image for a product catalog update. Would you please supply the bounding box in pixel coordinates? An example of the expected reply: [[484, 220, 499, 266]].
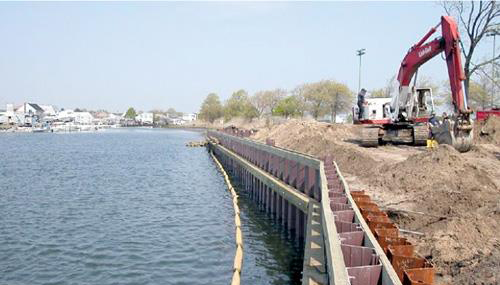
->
[[429, 112, 439, 126], [357, 88, 367, 119]]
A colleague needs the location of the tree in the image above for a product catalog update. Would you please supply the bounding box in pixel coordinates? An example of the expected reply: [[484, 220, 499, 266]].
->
[[371, 88, 389, 98], [166, 108, 182, 118], [441, 1, 500, 97], [301, 82, 330, 119], [224, 89, 258, 120], [416, 75, 444, 105], [199, 93, 223, 123], [301, 80, 354, 121], [273, 95, 303, 118], [125, 107, 137, 119], [370, 75, 397, 98], [468, 77, 490, 109], [251, 89, 286, 117], [326, 81, 354, 123]]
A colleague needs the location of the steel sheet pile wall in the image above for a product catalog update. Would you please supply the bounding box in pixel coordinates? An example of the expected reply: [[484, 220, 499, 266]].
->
[[208, 131, 401, 285], [209, 131, 320, 238], [325, 157, 402, 285], [348, 191, 435, 285], [322, 155, 383, 285]]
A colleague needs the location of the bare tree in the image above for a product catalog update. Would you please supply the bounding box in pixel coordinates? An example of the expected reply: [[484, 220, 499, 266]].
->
[[370, 75, 397, 98], [441, 1, 500, 97], [469, 79, 490, 109], [251, 89, 286, 117]]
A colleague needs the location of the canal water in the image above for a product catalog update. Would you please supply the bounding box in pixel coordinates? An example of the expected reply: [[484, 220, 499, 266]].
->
[[0, 128, 302, 285]]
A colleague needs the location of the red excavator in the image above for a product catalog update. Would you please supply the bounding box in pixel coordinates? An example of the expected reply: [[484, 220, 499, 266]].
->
[[354, 16, 473, 152]]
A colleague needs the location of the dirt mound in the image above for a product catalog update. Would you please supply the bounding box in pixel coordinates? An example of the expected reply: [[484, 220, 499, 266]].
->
[[247, 119, 500, 284], [477, 116, 500, 145], [251, 120, 378, 175], [373, 145, 498, 261], [252, 119, 357, 143]]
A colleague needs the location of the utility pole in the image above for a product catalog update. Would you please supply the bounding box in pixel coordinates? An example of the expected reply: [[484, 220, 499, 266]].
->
[[486, 27, 499, 108], [356, 48, 366, 92]]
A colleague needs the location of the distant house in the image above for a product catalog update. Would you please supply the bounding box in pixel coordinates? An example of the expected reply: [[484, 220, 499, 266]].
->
[[39, 105, 58, 116], [57, 109, 75, 122], [135, 112, 154, 125], [74, 111, 94, 124], [0, 103, 23, 125], [104, 113, 121, 125], [15, 103, 44, 116], [13, 103, 45, 125], [56, 109, 94, 124], [182, 113, 197, 122]]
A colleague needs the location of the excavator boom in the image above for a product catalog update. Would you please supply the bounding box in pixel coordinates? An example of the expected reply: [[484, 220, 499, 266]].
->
[[358, 16, 473, 152], [397, 16, 467, 114]]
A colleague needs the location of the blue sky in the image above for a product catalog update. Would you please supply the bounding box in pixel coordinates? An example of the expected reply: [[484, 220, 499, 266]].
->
[[0, 2, 495, 113]]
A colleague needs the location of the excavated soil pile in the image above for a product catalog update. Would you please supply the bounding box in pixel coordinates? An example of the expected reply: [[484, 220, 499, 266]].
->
[[246, 119, 500, 285], [373, 145, 499, 284], [252, 120, 380, 175], [477, 116, 500, 146]]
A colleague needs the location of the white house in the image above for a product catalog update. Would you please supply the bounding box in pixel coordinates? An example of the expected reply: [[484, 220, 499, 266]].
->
[[15, 103, 45, 116], [57, 109, 73, 122], [104, 113, 121, 125], [39, 105, 58, 116], [135, 112, 154, 124], [74, 112, 93, 124], [182, 113, 197, 122], [57, 109, 94, 124], [0, 104, 23, 125]]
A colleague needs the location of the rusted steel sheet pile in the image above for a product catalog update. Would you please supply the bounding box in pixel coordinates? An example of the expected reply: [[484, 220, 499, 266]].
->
[[322, 155, 384, 285], [349, 190, 435, 285]]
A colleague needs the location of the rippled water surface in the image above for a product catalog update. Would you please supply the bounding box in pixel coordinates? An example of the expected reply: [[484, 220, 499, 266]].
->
[[0, 129, 302, 285]]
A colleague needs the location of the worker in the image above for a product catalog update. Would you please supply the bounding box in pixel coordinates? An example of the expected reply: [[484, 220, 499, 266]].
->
[[442, 112, 449, 122], [357, 88, 367, 119], [429, 112, 439, 126]]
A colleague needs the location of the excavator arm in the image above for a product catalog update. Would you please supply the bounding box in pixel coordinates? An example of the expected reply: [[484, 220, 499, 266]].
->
[[395, 16, 473, 152]]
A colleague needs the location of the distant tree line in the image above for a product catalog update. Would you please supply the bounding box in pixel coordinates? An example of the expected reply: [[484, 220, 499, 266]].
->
[[198, 80, 355, 123]]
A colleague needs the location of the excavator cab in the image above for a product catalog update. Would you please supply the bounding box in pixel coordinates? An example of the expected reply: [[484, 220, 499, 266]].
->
[[414, 87, 435, 118]]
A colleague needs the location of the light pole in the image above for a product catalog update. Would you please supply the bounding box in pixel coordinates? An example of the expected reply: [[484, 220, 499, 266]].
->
[[486, 26, 499, 108], [356, 48, 366, 92]]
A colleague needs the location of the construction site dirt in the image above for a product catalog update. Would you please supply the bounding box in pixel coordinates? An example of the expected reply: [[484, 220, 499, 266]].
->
[[206, 116, 500, 285]]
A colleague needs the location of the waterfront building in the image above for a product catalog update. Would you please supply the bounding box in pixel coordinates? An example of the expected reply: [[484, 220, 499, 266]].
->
[[135, 112, 154, 125], [15, 103, 44, 117], [57, 109, 94, 125], [182, 113, 197, 122], [0, 104, 25, 125]]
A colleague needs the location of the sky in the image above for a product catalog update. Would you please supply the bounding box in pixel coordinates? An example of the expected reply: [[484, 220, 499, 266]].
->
[[0, 1, 496, 113]]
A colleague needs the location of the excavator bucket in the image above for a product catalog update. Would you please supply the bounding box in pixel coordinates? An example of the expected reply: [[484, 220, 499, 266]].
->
[[431, 118, 473, 152], [430, 121, 453, 145]]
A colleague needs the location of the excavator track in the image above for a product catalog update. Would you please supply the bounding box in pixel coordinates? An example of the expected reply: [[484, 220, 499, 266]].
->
[[413, 125, 429, 146], [360, 127, 380, 147]]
